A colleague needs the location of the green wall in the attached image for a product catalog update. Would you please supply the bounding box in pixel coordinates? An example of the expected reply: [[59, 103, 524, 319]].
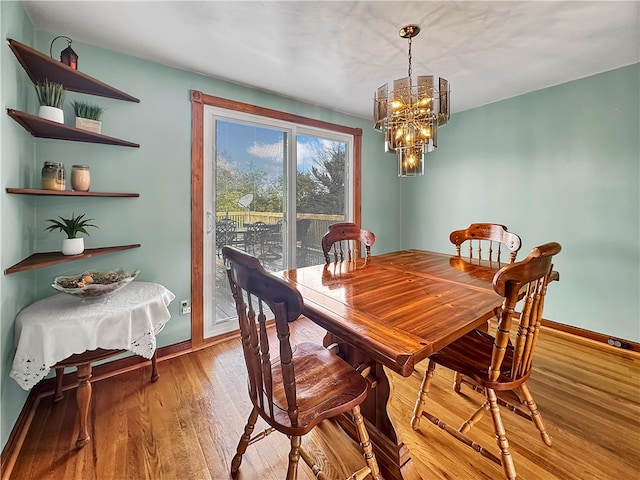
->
[[401, 64, 640, 342], [1, 0, 37, 455]]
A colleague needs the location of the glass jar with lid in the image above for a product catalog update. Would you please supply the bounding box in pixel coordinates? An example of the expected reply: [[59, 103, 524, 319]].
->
[[42, 162, 65, 191], [71, 165, 91, 192]]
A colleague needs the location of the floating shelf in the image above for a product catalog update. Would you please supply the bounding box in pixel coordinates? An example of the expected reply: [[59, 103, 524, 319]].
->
[[7, 109, 139, 147], [8, 38, 139, 103], [4, 244, 141, 275], [5, 40, 142, 276], [6, 188, 139, 197]]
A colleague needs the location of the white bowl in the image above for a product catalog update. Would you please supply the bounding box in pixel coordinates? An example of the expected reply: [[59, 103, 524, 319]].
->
[[52, 269, 140, 298]]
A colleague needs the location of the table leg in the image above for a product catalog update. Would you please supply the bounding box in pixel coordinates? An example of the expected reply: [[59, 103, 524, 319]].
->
[[53, 349, 159, 449], [54, 367, 64, 402], [324, 334, 422, 480], [150, 351, 159, 382], [75, 363, 92, 449]]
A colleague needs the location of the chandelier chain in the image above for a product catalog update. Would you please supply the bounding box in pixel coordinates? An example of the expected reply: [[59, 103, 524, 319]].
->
[[407, 37, 413, 90]]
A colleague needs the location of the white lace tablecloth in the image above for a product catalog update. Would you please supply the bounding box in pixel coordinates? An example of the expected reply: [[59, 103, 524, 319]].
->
[[10, 282, 175, 390]]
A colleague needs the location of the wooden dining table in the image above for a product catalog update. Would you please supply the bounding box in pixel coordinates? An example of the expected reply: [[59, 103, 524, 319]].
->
[[279, 249, 507, 480]]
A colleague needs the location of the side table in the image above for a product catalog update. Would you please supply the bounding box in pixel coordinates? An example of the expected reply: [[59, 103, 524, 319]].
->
[[10, 282, 175, 448]]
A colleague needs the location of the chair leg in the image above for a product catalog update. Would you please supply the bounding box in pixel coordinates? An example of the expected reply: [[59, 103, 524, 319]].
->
[[453, 371, 463, 393], [351, 404, 382, 480], [231, 407, 259, 474], [299, 447, 329, 480], [478, 320, 491, 333], [519, 384, 552, 446], [454, 372, 488, 396], [411, 359, 436, 430], [459, 400, 489, 434], [486, 389, 517, 480], [54, 367, 65, 402], [287, 435, 302, 480]]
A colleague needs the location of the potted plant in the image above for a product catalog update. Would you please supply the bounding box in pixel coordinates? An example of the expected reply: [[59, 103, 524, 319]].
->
[[34, 79, 65, 123], [71, 100, 106, 133], [45, 213, 98, 255]]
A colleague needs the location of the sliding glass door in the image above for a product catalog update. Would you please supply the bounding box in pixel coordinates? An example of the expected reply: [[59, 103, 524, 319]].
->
[[203, 107, 352, 338]]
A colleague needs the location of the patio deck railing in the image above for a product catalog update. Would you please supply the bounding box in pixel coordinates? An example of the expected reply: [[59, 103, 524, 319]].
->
[[216, 211, 343, 265]]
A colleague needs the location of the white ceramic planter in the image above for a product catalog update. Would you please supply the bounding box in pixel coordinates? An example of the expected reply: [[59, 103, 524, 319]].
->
[[62, 237, 84, 256], [38, 106, 64, 124]]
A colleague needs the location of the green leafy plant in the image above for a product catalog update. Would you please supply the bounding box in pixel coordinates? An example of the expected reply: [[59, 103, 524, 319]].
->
[[45, 213, 98, 239], [71, 101, 106, 121], [34, 79, 65, 108]]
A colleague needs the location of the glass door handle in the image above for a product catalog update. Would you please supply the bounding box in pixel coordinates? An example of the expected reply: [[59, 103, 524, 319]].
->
[[206, 211, 214, 234]]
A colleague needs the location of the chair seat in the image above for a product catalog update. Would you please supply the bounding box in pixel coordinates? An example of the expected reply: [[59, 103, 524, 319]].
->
[[258, 341, 369, 436], [431, 329, 528, 391]]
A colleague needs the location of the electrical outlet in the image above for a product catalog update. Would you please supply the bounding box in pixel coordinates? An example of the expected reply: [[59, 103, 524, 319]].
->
[[607, 338, 628, 349], [180, 299, 191, 315]]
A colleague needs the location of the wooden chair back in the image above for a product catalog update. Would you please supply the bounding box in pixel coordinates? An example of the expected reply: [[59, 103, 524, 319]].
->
[[450, 223, 521, 266], [222, 246, 303, 426], [321, 222, 376, 264], [490, 242, 561, 383]]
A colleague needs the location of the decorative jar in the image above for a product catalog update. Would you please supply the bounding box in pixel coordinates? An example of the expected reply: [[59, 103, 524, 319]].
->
[[71, 165, 91, 191], [42, 162, 65, 190]]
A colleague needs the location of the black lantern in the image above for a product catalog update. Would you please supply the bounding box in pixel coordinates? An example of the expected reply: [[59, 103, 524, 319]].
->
[[50, 36, 78, 70]]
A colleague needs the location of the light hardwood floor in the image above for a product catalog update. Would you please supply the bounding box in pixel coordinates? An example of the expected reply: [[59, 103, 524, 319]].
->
[[6, 319, 640, 480]]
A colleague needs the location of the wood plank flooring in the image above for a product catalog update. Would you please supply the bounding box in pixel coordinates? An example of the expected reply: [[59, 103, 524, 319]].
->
[[7, 319, 640, 480]]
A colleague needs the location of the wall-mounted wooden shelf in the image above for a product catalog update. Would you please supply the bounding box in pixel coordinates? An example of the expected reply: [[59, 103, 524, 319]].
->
[[6, 188, 139, 197], [4, 244, 141, 275], [8, 38, 139, 103], [5, 40, 142, 277], [7, 109, 139, 147]]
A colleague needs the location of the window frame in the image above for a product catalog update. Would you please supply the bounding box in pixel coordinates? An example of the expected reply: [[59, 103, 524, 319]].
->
[[190, 90, 362, 347]]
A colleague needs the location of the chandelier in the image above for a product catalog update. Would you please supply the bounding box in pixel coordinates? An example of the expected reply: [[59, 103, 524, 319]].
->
[[374, 24, 450, 177]]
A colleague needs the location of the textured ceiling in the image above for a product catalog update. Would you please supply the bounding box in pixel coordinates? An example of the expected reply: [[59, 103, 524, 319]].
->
[[21, 1, 640, 119]]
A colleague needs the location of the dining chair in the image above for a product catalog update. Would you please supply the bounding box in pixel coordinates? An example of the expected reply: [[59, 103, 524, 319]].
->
[[295, 219, 312, 266], [245, 221, 271, 256], [450, 223, 522, 267], [222, 246, 381, 480], [260, 221, 282, 261], [410, 242, 562, 480], [215, 218, 237, 257], [449, 223, 522, 380], [321, 222, 376, 264]]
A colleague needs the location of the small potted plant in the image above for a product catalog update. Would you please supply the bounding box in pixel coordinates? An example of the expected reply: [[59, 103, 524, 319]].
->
[[71, 100, 106, 133], [35, 79, 65, 124], [45, 213, 98, 255]]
